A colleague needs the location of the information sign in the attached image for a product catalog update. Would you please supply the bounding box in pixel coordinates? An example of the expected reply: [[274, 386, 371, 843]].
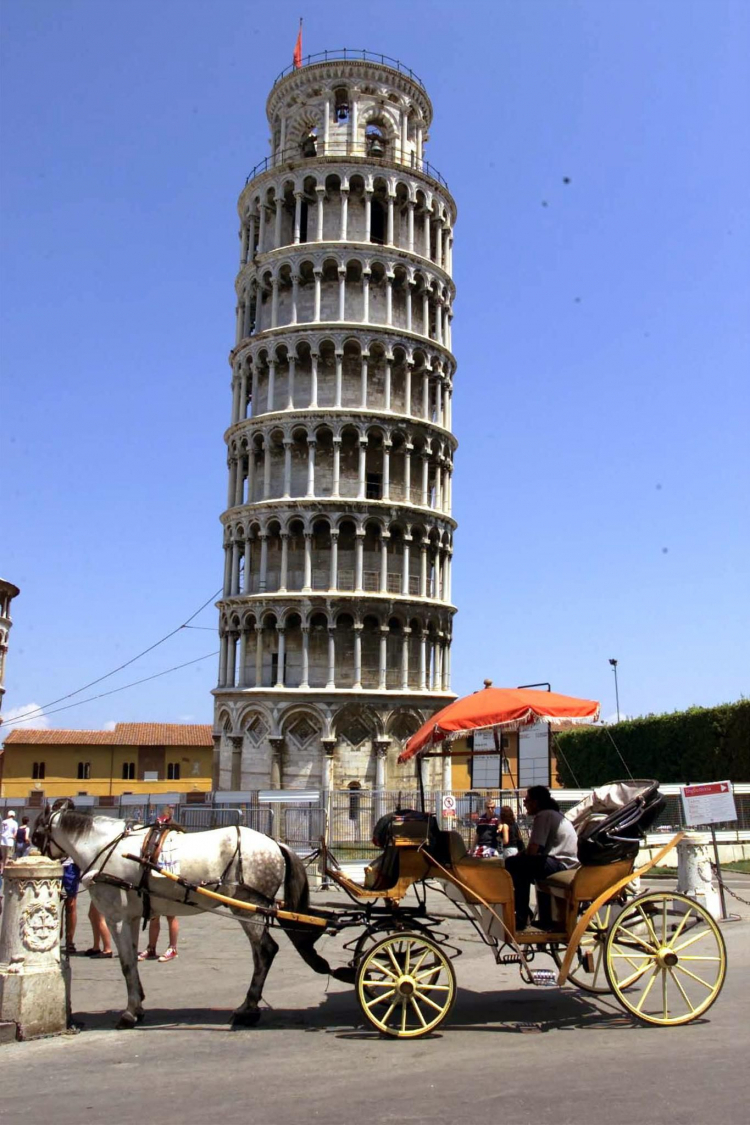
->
[[680, 781, 737, 827], [472, 728, 497, 752]]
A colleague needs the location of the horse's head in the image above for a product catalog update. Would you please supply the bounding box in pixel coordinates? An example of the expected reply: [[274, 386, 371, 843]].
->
[[31, 799, 74, 859]]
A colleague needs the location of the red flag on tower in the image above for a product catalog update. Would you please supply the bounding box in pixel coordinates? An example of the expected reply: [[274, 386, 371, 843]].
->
[[293, 20, 303, 69]]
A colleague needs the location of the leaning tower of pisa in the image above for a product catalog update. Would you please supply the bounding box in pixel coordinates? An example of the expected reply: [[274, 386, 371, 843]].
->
[[213, 50, 457, 793]]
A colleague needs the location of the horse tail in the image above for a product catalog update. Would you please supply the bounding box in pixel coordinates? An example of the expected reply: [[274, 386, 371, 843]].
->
[[277, 843, 348, 979]]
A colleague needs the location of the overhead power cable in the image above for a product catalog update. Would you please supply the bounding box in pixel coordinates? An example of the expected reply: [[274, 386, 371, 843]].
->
[[5, 587, 222, 727], [3, 651, 219, 727]]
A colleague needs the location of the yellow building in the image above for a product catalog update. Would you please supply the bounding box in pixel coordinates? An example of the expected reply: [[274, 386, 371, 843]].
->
[[0, 723, 214, 800]]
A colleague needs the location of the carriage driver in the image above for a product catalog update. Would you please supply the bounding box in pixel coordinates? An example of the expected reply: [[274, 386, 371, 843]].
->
[[504, 786, 579, 931]]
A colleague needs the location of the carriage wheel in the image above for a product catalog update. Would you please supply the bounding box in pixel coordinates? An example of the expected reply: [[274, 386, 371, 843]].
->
[[604, 891, 726, 1026], [550, 902, 620, 994], [356, 932, 456, 1038]]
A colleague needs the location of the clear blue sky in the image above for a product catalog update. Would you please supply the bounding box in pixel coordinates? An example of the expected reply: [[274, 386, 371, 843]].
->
[[2, 0, 748, 733]]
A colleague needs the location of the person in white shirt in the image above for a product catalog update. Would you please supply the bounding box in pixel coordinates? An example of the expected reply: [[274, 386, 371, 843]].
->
[[1, 810, 19, 873]]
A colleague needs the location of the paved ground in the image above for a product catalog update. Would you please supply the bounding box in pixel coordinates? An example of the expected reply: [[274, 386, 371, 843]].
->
[[1, 875, 748, 1125]]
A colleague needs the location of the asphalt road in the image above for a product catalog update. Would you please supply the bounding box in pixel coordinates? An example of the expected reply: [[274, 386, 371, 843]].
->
[[2, 876, 748, 1125]]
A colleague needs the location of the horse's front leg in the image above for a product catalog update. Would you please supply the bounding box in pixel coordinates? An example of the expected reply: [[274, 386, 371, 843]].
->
[[231, 918, 278, 1027], [111, 916, 146, 1029]]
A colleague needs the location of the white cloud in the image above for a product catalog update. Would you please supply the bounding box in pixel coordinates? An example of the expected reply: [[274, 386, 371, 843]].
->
[[103, 720, 117, 732], [1, 702, 50, 730]]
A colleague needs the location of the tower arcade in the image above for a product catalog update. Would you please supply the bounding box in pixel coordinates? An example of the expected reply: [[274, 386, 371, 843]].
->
[[213, 51, 458, 791]]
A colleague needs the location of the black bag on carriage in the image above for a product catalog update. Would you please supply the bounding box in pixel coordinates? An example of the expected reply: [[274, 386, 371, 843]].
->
[[569, 780, 666, 866]]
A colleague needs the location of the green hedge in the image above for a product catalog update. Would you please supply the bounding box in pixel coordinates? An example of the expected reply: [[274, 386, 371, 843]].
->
[[554, 700, 750, 787]]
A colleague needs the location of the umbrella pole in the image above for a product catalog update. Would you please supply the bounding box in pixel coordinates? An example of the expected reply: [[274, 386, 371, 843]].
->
[[417, 757, 426, 813]]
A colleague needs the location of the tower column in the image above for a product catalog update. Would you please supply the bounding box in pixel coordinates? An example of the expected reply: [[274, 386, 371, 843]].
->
[[279, 532, 289, 592]]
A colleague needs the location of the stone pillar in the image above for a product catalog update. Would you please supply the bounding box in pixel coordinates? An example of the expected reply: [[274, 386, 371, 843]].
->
[[401, 626, 410, 689], [378, 627, 388, 689], [357, 438, 367, 499], [313, 269, 322, 321], [291, 274, 299, 325], [340, 188, 349, 240], [334, 351, 343, 407], [255, 624, 264, 687], [269, 736, 284, 790], [329, 529, 339, 590], [306, 438, 316, 497], [315, 187, 325, 241], [362, 269, 370, 323], [354, 530, 365, 591], [310, 352, 319, 407], [303, 532, 313, 592], [374, 738, 390, 825], [364, 190, 372, 241], [267, 360, 276, 413], [380, 533, 389, 593], [387, 195, 395, 245], [326, 627, 336, 689], [293, 192, 303, 243], [238, 628, 248, 686], [274, 197, 283, 248], [353, 623, 363, 689], [282, 439, 292, 497], [332, 437, 341, 497], [230, 735, 243, 790], [279, 533, 289, 592], [407, 200, 415, 251], [275, 627, 286, 687], [360, 353, 368, 407], [300, 626, 310, 688], [384, 355, 392, 410], [0, 856, 69, 1039], [287, 356, 296, 409], [676, 833, 721, 920], [338, 269, 346, 321], [321, 738, 336, 793], [382, 441, 391, 500], [211, 733, 221, 788]]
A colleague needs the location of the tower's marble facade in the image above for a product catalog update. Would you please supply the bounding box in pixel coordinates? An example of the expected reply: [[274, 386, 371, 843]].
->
[[213, 52, 457, 791]]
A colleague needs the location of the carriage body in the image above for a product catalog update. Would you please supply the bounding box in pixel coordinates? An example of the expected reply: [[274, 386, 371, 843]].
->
[[323, 781, 727, 1037]]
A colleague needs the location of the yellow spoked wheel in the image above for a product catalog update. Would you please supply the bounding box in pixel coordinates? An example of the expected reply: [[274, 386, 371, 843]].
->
[[604, 891, 726, 1026], [356, 932, 456, 1038], [552, 902, 623, 994]]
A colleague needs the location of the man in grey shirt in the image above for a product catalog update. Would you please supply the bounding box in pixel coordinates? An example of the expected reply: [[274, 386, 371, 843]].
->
[[505, 786, 580, 931]]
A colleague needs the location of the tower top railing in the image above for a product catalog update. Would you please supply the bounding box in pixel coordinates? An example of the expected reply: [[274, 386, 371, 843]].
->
[[272, 49, 425, 90], [245, 141, 449, 191]]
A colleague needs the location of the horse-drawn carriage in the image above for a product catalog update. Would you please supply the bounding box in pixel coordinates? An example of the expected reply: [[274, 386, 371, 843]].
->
[[315, 777, 726, 1036], [32, 688, 727, 1037]]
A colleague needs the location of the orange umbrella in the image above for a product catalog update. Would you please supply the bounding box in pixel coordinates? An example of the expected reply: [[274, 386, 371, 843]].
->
[[399, 685, 600, 762]]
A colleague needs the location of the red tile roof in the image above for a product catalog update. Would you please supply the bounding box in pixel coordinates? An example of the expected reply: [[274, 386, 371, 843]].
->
[[3, 723, 214, 748]]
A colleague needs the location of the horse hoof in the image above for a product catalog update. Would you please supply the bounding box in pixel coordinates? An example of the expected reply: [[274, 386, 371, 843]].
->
[[231, 1009, 261, 1028], [135, 1011, 146, 1024], [116, 1012, 137, 1030]]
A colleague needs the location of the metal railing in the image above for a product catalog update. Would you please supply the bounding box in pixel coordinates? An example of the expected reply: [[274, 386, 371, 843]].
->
[[272, 49, 426, 90], [3, 787, 748, 864], [245, 141, 448, 191]]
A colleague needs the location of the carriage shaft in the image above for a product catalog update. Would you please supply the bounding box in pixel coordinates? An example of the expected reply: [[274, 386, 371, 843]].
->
[[122, 853, 327, 928]]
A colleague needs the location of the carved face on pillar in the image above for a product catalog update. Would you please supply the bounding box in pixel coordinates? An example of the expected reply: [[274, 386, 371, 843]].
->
[[21, 900, 60, 952]]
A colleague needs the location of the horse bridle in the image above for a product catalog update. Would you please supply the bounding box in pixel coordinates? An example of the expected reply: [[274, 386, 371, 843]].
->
[[32, 805, 67, 859]]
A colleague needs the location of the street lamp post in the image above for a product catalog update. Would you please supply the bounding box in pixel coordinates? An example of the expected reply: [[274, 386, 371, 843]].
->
[[609, 659, 620, 723]]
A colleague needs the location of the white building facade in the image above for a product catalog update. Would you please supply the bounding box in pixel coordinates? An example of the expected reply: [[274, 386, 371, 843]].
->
[[213, 52, 458, 792]]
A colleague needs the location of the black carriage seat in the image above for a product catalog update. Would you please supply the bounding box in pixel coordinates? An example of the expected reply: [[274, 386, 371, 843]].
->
[[575, 780, 665, 866]]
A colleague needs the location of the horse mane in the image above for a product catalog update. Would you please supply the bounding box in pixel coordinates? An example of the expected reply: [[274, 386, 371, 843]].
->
[[59, 809, 121, 840]]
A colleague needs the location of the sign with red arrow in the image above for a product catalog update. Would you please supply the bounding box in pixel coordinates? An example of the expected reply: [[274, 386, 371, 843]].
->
[[681, 780, 737, 826]]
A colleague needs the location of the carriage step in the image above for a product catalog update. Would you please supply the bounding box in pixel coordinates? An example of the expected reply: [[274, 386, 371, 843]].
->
[[497, 953, 524, 965], [529, 970, 558, 988]]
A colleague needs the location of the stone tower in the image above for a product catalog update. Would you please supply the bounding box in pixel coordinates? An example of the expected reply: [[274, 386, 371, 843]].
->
[[213, 50, 457, 793], [0, 578, 20, 718]]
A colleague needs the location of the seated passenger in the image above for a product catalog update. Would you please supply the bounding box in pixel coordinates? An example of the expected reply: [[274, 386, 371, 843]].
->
[[505, 786, 579, 930], [499, 805, 525, 859], [471, 799, 508, 858]]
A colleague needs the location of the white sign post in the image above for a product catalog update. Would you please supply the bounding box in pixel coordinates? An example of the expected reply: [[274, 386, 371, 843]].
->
[[680, 781, 737, 921]]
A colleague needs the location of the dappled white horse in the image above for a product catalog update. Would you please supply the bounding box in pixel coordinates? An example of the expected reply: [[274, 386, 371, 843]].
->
[[33, 804, 336, 1029]]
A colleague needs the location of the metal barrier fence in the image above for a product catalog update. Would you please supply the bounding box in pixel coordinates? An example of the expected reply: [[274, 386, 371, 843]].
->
[[2, 787, 748, 863]]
